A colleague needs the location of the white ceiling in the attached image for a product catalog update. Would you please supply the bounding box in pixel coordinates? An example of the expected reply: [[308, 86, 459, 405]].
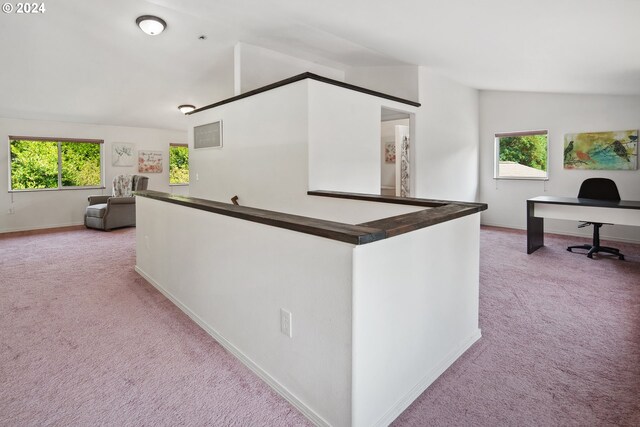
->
[[0, 0, 638, 130]]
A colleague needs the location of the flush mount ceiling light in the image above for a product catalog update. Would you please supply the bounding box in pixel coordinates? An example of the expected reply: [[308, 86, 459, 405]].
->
[[178, 104, 196, 114], [136, 15, 166, 36]]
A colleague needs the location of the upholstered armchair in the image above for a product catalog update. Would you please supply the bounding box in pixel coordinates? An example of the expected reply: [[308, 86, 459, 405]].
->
[[85, 175, 149, 231]]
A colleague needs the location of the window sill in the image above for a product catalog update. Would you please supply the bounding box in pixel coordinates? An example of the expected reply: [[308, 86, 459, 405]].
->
[[493, 177, 549, 181], [169, 183, 190, 187], [9, 186, 106, 193]]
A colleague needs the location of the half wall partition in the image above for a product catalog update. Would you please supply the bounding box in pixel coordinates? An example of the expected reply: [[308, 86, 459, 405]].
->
[[135, 189, 486, 426]]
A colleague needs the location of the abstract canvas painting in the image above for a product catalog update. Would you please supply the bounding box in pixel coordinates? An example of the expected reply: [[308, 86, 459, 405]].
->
[[564, 130, 637, 170], [138, 150, 163, 173]]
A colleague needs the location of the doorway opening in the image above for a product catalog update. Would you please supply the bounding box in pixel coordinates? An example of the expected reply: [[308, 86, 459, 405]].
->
[[381, 108, 412, 197]]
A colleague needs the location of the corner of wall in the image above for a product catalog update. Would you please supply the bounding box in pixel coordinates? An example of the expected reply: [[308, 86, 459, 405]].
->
[[414, 68, 480, 202], [233, 42, 242, 96], [345, 65, 420, 103], [236, 43, 346, 94]]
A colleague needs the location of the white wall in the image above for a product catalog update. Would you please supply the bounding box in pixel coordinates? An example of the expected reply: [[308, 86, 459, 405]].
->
[[308, 80, 417, 195], [345, 65, 419, 103], [0, 117, 187, 233], [187, 81, 310, 212], [352, 213, 481, 426], [343, 66, 480, 202], [235, 42, 346, 95], [414, 68, 479, 202], [144, 69, 486, 426], [188, 79, 420, 220], [136, 196, 355, 427], [197, 61, 481, 208], [187, 45, 236, 109], [308, 81, 380, 195], [136, 196, 482, 427], [479, 91, 640, 242]]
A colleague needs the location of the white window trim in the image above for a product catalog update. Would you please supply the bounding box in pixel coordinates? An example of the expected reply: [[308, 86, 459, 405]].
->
[[493, 130, 549, 180], [8, 136, 105, 192]]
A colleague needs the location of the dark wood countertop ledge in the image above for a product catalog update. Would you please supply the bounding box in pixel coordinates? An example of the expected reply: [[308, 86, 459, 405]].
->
[[188, 72, 421, 115], [135, 190, 487, 245]]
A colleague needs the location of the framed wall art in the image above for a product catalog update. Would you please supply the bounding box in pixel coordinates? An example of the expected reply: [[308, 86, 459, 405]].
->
[[112, 142, 135, 167], [138, 150, 163, 173], [384, 142, 396, 163], [564, 130, 637, 170]]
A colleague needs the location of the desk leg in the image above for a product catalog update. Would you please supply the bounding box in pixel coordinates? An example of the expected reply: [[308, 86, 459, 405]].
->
[[527, 201, 544, 254]]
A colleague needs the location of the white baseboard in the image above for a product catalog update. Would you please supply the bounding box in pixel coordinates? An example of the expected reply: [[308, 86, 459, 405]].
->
[[0, 221, 84, 234], [373, 330, 482, 427], [479, 221, 525, 231], [134, 266, 330, 427], [480, 221, 640, 244]]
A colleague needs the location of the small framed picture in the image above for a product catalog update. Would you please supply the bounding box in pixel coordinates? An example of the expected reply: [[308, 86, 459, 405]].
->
[[138, 150, 163, 173], [385, 142, 396, 163], [112, 142, 135, 167]]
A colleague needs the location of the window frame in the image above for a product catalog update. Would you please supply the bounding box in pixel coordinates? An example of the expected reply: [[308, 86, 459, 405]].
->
[[8, 135, 105, 192], [493, 129, 549, 181], [169, 143, 189, 186]]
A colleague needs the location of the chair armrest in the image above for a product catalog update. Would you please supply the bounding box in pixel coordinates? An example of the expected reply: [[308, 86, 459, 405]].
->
[[108, 196, 136, 205], [88, 195, 110, 205]]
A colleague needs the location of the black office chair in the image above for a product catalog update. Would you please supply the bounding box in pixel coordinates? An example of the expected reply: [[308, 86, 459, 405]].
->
[[567, 178, 624, 260]]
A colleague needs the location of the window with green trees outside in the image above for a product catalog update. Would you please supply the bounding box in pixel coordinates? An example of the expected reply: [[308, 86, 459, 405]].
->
[[495, 130, 548, 179], [169, 144, 189, 185], [9, 137, 103, 190]]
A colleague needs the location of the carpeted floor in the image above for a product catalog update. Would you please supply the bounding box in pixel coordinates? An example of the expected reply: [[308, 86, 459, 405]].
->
[[394, 227, 640, 426], [1, 226, 639, 426]]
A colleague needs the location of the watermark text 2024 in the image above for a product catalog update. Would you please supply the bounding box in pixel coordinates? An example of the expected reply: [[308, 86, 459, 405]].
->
[[2, 3, 46, 13]]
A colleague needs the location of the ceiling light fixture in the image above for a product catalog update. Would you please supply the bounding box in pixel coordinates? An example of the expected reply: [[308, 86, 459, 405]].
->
[[136, 15, 166, 36], [178, 104, 196, 114]]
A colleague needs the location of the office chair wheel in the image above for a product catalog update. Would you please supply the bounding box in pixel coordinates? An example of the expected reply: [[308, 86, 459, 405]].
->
[[619, 254, 625, 261]]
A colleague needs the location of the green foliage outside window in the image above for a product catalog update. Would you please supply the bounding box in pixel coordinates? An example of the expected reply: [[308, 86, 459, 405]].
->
[[10, 139, 102, 190], [61, 142, 101, 187], [498, 135, 548, 171], [169, 145, 189, 184], [10, 140, 59, 189]]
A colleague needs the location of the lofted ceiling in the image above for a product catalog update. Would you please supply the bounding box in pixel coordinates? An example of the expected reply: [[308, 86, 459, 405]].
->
[[0, 0, 638, 131]]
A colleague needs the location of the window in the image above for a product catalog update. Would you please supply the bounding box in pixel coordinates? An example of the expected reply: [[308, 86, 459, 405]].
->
[[169, 144, 189, 185], [9, 136, 103, 191], [495, 130, 548, 179]]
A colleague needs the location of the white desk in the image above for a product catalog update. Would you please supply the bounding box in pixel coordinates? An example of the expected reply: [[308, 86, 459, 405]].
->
[[526, 196, 640, 254]]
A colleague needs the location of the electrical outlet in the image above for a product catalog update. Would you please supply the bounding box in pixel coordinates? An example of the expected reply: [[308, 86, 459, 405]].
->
[[280, 308, 292, 338], [7, 207, 15, 215], [144, 235, 150, 250]]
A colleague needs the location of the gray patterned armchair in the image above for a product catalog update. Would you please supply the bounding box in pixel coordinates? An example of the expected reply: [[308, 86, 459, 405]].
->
[[85, 175, 149, 231]]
